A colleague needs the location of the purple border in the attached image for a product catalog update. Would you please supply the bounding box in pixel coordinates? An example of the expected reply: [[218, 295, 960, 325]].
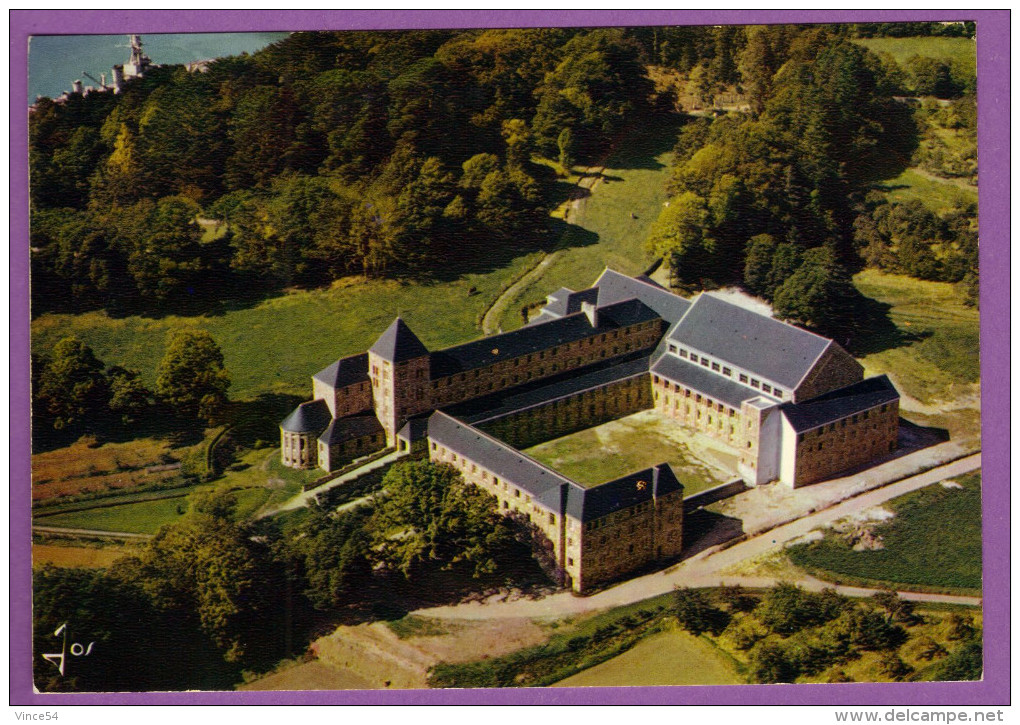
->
[[10, 9, 1009, 707]]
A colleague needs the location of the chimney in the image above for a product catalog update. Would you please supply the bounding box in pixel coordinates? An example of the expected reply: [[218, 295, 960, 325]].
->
[[581, 301, 598, 328]]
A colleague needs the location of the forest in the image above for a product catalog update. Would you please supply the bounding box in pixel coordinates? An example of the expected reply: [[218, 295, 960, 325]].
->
[[30, 22, 977, 329]]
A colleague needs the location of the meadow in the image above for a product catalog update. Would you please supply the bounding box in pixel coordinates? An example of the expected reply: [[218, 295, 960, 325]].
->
[[853, 36, 976, 78], [494, 120, 679, 331], [852, 269, 980, 407], [551, 629, 742, 687], [787, 471, 982, 595], [37, 496, 190, 534], [877, 168, 977, 213]]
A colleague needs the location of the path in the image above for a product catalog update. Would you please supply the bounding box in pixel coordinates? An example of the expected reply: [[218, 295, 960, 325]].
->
[[414, 453, 981, 620], [258, 449, 407, 518], [479, 163, 608, 335], [32, 525, 154, 541]]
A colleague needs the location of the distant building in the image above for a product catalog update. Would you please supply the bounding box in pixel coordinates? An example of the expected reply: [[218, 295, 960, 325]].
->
[[282, 270, 899, 591]]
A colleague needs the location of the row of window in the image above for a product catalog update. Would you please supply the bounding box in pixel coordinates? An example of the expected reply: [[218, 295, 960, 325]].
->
[[796, 404, 894, 441], [667, 345, 786, 399]]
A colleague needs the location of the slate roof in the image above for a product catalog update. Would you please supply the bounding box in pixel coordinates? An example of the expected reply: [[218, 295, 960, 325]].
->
[[319, 413, 384, 445], [397, 416, 431, 443], [543, 287, 599, 317], [280, 399, 332, 434], [594, 269, 692, 324], [427, 411, 572, 502], [668, 293, 831, 390], [430, 299, 659, 378], [565, 465, 683, 521], [369, 318, 429, 362], [313, 352, 369, 388], [780, 375, 899, 433], [650, 353, 760, 409], [453, 355, 650, 426]]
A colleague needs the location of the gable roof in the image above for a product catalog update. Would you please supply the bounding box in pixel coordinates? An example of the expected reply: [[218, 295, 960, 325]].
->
[[780, 375, 899, 433], [650, 352, 761, 409], [430, 298, 659, 378], [564, 464, 683, 521], [280, 398, 332, 434], [594, 268, 692, 324], [668, 293, 831, 391], [313, 352, 369, 389], [369, 318, 429, 362], [319, 413, 384, 445]]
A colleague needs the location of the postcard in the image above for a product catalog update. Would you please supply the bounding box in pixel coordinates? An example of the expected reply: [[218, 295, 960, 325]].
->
[[10, 9, 1010, 707]]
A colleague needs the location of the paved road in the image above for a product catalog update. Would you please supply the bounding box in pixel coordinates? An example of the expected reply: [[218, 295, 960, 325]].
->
[[32, 525, 154, 541], [416, 453, 981, 620]]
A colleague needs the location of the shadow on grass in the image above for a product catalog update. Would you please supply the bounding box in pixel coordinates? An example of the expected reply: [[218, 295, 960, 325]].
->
[[681, 508, 745, 559], [845, 293, 931, 357]]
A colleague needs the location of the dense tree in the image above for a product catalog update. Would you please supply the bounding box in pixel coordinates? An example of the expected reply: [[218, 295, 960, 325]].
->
[[154, 329, 231, 422], [113, 491, 294, 665], [773, 247, 859, 335], [368, 461, 517, 579], [295, 506, 373, 610], [35, 337, 110, 434], [33, 566, 238, 692], [674, 587, 730, 637]]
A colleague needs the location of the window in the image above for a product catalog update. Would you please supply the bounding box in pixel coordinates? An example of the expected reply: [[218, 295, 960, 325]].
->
[[701, 358, 709, 368], [739, 374, 749, 383], [514, 489, 520, 498], [711, 362, 720, 372], [762, 383, 772, 394], [751, 379, 760, 389], [679, 349, 688, 358], [669, 344, 678, 354], [723, 367, 732, 376]]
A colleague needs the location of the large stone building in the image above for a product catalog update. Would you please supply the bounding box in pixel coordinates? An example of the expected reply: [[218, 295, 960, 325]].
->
[[281, 269, 899, 591]]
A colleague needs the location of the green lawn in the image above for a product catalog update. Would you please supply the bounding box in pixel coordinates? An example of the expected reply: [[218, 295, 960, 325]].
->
[[853, 36, 976, 78], [787, 470, 982, 595], [552, 629, 742, 687], [877, 168, 977, 214], [496, 120, 680, 331], [37, 496, 190, 534], [31, 254, 539, 402], [853, 269, 980, 406], [523, 412, 734, 494]]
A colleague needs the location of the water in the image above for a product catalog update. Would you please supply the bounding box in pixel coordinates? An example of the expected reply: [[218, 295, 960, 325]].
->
[[27, 32, 290, 103]]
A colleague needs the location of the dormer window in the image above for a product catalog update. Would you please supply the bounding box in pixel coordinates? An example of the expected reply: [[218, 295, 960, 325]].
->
[[711, 362, 720, 372], [668, 344, 678, 354], [762, 383, 772, 394], [679, 349, 688, 359]]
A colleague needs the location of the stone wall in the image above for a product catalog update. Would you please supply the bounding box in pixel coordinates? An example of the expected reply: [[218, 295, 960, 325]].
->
[[790, 399, 899, 486], [313, 378, 373, 419], [652, 375, 743, 446], [794, 344, 865, 402], [281, 429, 317, 468], [475, 373, 652, 450], [319, 430, 388, 472], [428, 320, 664, 410]]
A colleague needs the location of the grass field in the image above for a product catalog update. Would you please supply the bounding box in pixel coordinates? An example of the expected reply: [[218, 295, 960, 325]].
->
[[32, 543, 133, 568], [31, 436, 194, 502], [523, 411, 734, 494], [853, 36, 976, 78], [853, 269, 980, 406], [37, 495, 190, 534], [787, 471, 982, 595], [877, 168, 977, 214], [495, 120, 679, 331], [31, 253, 540, 401], [552, 629, 742, 687]]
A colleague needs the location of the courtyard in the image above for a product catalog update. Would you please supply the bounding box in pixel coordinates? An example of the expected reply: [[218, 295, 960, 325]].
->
[[522, 409, 739, 496]]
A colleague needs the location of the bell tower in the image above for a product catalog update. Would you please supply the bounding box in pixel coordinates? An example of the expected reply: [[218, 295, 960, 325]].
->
[[368, 318, 431, 446]]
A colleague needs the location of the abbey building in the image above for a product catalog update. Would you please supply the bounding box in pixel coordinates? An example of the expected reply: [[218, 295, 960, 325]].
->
[[281, 270, 899, 591]]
